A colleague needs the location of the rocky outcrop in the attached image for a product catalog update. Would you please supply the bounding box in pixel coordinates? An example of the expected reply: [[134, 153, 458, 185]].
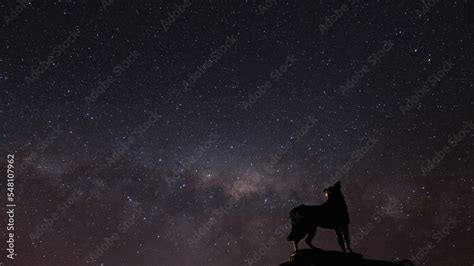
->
[[280, 249, 414, 266]]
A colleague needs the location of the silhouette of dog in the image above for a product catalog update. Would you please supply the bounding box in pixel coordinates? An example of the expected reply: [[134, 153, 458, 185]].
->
[[287, 181, 352, 253]]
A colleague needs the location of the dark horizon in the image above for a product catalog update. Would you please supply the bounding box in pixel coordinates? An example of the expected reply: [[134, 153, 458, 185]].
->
[[1, 1, 473, 265]]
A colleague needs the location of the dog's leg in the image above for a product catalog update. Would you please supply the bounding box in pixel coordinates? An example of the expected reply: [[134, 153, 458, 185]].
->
[[342, 225, 352, 253], [293, 240, 299, 251], [305, 227, 318, 250], [335, 228, 347, 253]]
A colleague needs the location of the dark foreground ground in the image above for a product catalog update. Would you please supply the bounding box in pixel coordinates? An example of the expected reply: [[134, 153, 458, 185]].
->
[[280, 249, 414, 266]]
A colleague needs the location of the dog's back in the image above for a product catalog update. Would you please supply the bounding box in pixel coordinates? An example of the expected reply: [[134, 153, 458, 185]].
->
[[288, 182, 349, 240], [287, 181, 353, 252], [287, 204, 315, 241]]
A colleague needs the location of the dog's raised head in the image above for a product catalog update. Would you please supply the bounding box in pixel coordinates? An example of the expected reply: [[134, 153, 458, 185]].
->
[[324, 181, 343, 200]]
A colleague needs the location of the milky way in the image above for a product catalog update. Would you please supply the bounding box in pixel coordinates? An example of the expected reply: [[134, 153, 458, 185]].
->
[[1, 1, 473, 265]]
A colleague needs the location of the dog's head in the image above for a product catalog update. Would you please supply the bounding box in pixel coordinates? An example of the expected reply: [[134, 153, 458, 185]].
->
[[324, 181, 343, 200]]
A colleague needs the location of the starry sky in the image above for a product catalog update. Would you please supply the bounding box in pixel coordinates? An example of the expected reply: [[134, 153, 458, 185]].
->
[[1, 1, 473, 265]]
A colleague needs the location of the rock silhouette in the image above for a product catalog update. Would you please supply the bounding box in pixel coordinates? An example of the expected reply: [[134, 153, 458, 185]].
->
[[280, 248, 414, 266]]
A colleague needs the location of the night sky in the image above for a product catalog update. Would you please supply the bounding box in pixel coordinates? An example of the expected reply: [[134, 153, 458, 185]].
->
[[1, 1, 473, 265]]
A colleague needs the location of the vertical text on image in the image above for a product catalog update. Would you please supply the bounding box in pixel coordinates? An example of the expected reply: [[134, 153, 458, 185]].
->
[[6, 154, 17, 260]]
